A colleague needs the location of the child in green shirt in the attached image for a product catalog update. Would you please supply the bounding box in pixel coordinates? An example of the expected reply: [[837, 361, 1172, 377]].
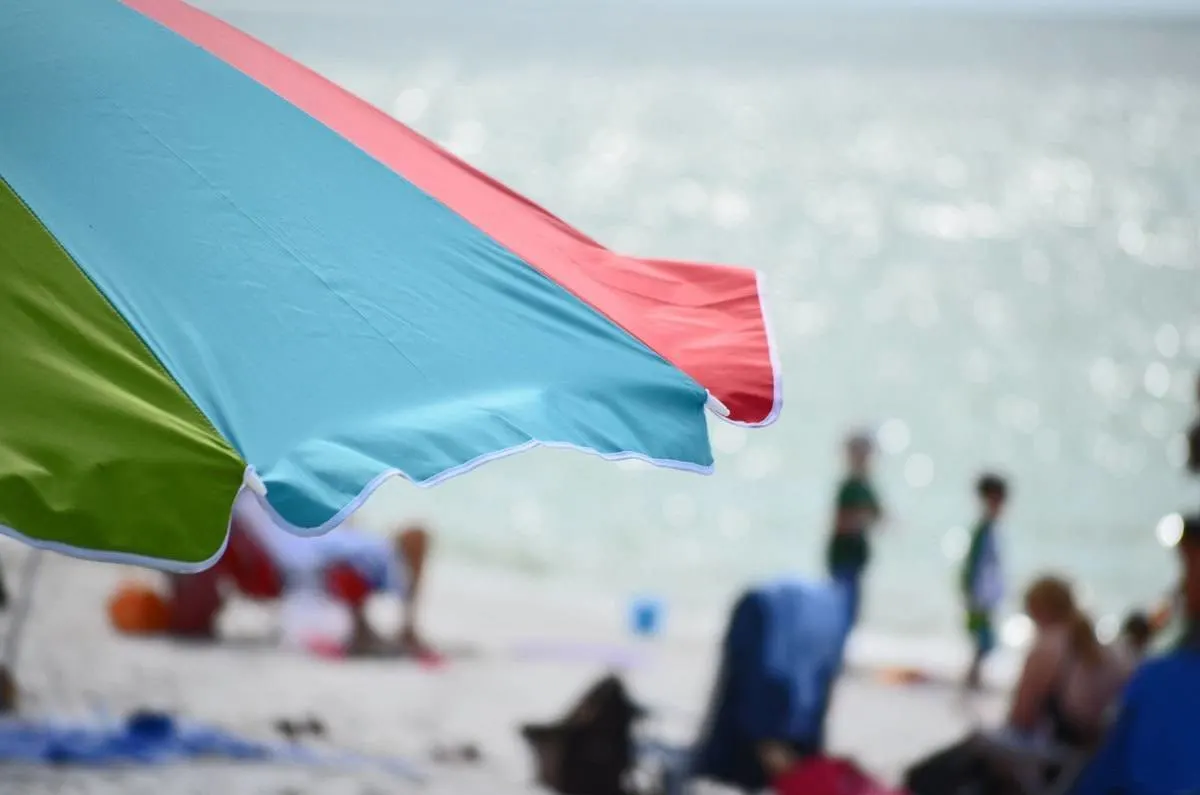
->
[[960, 473, 1008, 691], [826, 433, 883, 630]]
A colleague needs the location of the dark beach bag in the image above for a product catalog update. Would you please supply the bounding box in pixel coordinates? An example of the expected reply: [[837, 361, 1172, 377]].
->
[[904, 734, 994, 795], [521, 674, 647, 795]]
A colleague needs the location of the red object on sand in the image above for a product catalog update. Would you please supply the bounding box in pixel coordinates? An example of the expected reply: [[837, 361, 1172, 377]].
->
[[324, 563, 372, 609], [773, 757, 908, 795], [416, 649, 448, 669], [219, 527, 285, 600], [306, 638, 348, 659], [166, 567, 224, 636], [166, 530, 281, 637]]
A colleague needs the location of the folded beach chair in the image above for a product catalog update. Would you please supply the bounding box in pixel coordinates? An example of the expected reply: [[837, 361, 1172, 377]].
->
[[649, 577, 851, 795]]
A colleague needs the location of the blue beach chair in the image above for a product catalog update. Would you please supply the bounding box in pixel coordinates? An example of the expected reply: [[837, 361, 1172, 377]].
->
[[650, 577, 850, 794]]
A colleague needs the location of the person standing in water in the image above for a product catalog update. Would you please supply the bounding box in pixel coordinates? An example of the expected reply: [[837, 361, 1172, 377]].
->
[[1187, 371, 1200, 481], [961, 473, 1008, 691], [826, 433, 884, 632]]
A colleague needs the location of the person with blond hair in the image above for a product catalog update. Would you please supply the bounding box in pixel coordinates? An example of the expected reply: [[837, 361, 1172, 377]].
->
[[1007, 576, 1125, 748], [906, 576, 1126, 794]]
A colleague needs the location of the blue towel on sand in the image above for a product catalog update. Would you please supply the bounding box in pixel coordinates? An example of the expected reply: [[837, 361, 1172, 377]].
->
[[0, 712, 267, 765], [0, 711, 421, 780], [690, 578, 849, 792]]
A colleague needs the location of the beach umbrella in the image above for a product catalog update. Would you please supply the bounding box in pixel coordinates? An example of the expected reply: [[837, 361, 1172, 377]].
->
[[0, 0, 780, 572]]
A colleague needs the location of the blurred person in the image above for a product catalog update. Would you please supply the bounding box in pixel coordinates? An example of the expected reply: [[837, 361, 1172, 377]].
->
[[1110, 611, 1153, 680], [1005, 576, 1125, 749], [1188, 372, 1200, 478], [1071, 515, 1200, 795], [825, 432, 884, 632], [961, 473, 1009, 691], [1148, 588, 1177, 636], [1011, 576, 1120, 745], [905, 577, 1124, 795], [168, 491, 433, 656]]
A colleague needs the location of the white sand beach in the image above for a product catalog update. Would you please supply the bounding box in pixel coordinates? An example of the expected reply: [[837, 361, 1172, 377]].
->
[[0, 540, 1008, 794]]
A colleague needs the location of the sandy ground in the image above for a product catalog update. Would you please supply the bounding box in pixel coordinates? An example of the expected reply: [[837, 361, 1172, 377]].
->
[[0, 540, 1007, 794]]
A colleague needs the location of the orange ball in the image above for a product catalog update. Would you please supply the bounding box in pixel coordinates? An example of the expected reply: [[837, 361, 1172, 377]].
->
[[108, 581, 171, 636]]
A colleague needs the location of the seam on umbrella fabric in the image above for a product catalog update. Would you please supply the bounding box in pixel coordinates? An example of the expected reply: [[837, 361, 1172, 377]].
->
[[0, 175, 241, 464]]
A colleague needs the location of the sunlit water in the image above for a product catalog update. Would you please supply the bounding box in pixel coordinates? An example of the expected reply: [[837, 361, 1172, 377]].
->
[[203, 4, 1200, 650]]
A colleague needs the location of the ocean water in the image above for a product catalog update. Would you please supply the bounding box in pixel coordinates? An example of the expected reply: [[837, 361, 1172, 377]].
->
[[203, 3, 1200, 647]]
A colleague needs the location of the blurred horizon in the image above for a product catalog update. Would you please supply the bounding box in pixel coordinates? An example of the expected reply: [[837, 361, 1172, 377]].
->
[[198, 0, 1200, 13]]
